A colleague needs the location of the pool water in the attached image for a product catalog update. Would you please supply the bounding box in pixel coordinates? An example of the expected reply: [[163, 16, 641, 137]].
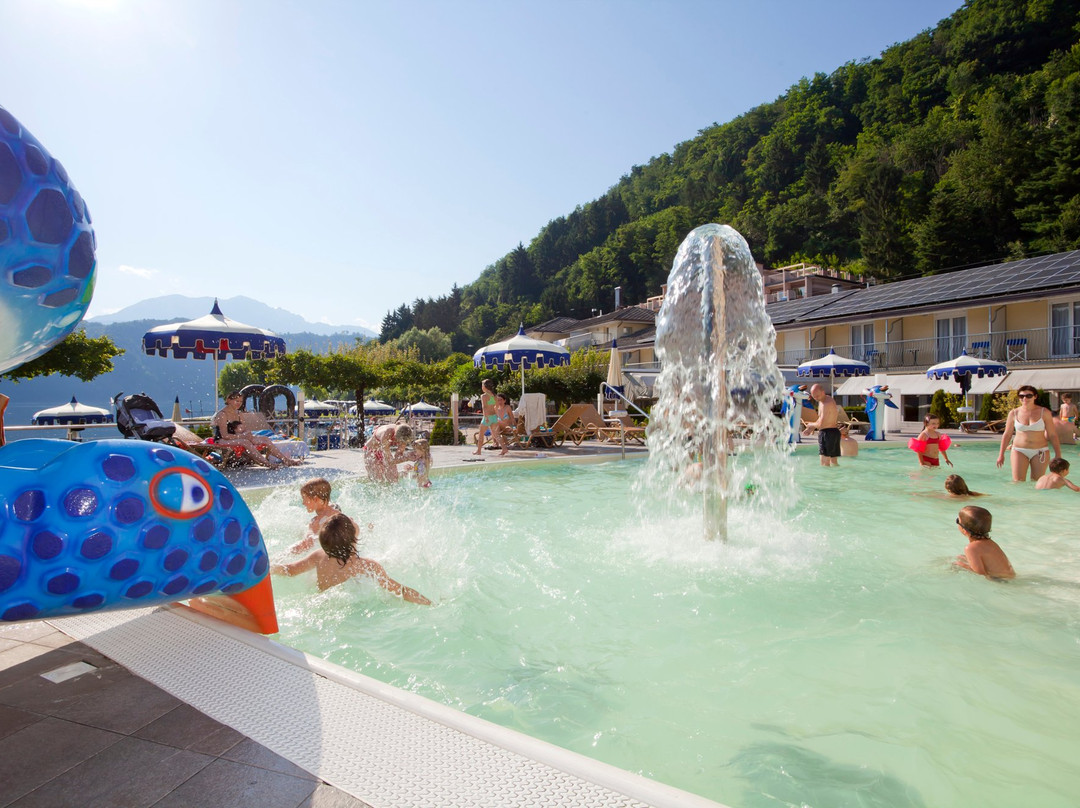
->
[[256, 444, 1080, 808]]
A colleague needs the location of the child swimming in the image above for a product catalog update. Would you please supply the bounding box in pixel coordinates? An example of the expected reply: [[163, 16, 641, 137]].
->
[[953, 505, 1014, 580], [1035, 457, 1080, 491], [272, 513, 431, 603], [944, 474, 983, 497]]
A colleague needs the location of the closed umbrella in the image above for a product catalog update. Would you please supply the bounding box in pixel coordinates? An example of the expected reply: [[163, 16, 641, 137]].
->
[[797, 348, 870, 395], [32, 396, 113, 425], [605, 338, 624, 400], [473, 324, 571, 398], [926, 349, 1008, 414], [142, 300, 287, 406]]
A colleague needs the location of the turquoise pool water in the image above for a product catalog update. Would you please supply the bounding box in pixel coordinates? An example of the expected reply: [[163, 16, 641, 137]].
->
[[256, 443, 1080, 808]]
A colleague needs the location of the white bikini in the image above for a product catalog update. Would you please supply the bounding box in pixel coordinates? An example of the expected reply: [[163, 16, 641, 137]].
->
[[1012, 411, 1049, 461]]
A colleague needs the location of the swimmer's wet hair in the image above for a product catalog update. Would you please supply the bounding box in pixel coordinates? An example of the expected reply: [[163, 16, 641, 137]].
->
[[1049, 457, 1070, 474], [945, 474, 971, 495], [394, 424, 414, 445], [958, 505, 992, 539], [300, 478, 332, 502], [319, 513, 358, 566]]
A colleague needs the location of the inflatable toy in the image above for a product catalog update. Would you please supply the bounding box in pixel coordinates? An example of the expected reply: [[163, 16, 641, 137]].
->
[[0, 439, 276, 633], [863, 384, 898, 441], [781, 384, 812, 444], [0, 105, 97, 375]]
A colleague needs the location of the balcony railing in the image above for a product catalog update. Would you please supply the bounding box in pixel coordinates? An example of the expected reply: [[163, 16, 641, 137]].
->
[[776, 326, 1076, 371]]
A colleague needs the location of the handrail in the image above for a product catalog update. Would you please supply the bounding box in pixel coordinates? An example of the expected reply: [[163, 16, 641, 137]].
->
[[600, 383, 650, 421]]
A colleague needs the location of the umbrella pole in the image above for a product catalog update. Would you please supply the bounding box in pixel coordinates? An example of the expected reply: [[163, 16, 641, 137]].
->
[[520, 365, 525, 400], [213, 352, 220, 408]]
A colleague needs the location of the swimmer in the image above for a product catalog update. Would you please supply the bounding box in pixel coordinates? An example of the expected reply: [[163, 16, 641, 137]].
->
[[1035, 457, 1080, 491], [401, 437, 433, 488], [288, 477, 350, 554], [944, 474, 984, 498], [953, 505, 1014, 580], [271, 513, 431, 603], [910, 414, 952, 468]]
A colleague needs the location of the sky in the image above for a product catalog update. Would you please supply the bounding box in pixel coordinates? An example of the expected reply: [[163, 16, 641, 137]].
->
[[1, 0, 964, 332]]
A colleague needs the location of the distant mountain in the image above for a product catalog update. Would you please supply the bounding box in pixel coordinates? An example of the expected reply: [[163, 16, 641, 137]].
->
[[88, 295, 377, 339]]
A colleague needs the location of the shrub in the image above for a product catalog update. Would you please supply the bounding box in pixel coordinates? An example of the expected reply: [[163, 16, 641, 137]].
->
[[429, 417, 462, 446]]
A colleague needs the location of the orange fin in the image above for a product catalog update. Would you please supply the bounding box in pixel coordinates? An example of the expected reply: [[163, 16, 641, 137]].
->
[[185, 575, 279, 634]]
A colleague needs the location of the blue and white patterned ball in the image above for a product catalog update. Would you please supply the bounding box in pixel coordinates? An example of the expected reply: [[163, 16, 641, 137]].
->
[[0, 105, 96, 375]]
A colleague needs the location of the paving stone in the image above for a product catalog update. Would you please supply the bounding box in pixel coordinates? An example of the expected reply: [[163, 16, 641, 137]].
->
[[150, 758, 317, 808], [221, 737, 318, 780], [0, 703, 42, 742], [53, 673, 182, 734], [135, 702, 244, 755], [7, 735, 213, 808], [299, 783, 376, 808]]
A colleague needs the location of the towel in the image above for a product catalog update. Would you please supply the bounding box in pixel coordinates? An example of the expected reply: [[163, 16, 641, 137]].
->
[[517, 393, 547, 433]]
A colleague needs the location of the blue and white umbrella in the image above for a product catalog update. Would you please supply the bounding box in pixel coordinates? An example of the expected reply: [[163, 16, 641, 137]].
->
[[474, 324, 571, 397], [142, 300, 287, 406], [797, 348, 870, 394], [360, 400, 396, 415], [926, 349, 1008, 410], [32, 396, 113, 425], [404, 401, 443, 415]]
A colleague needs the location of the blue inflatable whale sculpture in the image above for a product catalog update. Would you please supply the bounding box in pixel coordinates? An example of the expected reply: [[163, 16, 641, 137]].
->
[[0, 104, 277, 633], [0, 439, 277, 632]]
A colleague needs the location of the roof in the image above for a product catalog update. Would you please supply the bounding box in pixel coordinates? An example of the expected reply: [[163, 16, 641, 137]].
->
[[768, 249, 1080, 327], [528, 307, 656, 338], [530, 316, 580, 333]]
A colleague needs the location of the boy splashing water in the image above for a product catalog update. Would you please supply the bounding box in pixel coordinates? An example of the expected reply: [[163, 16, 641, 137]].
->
[[272, 513, 431, 603]]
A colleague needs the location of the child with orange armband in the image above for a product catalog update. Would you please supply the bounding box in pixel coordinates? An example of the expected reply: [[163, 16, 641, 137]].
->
[[909, 414, 953, 468]]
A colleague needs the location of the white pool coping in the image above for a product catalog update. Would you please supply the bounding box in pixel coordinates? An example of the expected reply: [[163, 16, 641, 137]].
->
[[50, 606, 728, 808]]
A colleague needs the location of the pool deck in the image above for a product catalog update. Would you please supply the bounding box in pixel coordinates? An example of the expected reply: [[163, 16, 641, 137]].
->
[[0, 428, 1019, 807]]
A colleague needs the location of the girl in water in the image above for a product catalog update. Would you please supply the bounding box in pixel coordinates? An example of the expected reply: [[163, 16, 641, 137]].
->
[[909, 414, 953, 468]]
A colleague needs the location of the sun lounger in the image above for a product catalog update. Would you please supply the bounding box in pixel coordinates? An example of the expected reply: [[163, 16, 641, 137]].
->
[[598, 414, 647, 445]]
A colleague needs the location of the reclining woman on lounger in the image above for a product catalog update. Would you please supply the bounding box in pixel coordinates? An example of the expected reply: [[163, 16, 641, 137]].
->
[[211, 391, 302, 467]]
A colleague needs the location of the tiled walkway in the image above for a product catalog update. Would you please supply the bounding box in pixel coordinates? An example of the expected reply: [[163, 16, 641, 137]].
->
[[0, 621, 369, 808]]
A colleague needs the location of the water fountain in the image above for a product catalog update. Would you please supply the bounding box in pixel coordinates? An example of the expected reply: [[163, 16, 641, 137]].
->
[[646, 223, 793, 540]]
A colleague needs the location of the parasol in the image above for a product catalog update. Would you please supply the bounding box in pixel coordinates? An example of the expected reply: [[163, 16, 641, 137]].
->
[[926, 349, 1008, 413], [605, 338, 625, 400], [32, 396, 113, 425], [797, 348, 871, 394], [473, 324, 571, 398], [142, 300, 287, 406]]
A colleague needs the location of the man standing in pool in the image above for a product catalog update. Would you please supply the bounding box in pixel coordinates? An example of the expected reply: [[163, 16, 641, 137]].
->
[[806, 383, 842, 467]]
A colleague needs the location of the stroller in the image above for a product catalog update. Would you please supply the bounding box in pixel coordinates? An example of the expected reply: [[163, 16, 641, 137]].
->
[[113, 392, 228, 467], [113, 392, 180, 443]]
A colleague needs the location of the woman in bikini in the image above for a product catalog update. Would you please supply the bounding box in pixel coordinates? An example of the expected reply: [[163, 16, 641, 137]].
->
[[996, 385, 1061, 481], [910, 414, 953, 468], [473, 378, 505, 455], [211, 391, 301, 467]]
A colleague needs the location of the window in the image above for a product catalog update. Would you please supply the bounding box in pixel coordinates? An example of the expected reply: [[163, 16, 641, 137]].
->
[[936, 316, 966, 361], [851, 323, 875, 360], [1051, 301, 1080, 357]]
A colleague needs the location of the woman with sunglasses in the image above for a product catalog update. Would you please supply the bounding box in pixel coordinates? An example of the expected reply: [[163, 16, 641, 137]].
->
[[996, 385, 1061, 481]]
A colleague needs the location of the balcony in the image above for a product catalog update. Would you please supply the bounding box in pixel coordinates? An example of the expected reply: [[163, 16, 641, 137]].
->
[[776, 327, 1080, 371]]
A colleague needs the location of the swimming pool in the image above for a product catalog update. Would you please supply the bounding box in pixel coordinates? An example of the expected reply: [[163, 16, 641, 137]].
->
[[256, 443, 1080, 808]]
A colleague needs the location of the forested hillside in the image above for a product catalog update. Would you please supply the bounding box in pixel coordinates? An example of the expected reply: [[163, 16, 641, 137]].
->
[[381, 0, 1080, 350]]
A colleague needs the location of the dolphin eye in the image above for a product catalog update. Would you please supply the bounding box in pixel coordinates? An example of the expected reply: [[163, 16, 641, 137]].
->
[[149, 468, 214, 520]]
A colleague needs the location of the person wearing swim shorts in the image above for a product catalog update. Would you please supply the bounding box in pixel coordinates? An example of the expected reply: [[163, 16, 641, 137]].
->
[[996, 385, 1060, 482], [473, 378, 505, 455], [807, 383, 841, 467]]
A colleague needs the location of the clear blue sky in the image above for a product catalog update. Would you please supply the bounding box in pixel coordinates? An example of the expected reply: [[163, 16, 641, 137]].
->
[[2, 0, 963, 331]]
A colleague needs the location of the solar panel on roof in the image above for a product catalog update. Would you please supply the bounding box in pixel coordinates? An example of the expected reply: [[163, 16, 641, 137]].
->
[[768, 249, 1080, 326]]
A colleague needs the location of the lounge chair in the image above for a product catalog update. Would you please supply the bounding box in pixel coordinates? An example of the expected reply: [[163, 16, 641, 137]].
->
[[549, 403, 605, 446], [960, 419, 1006, 434], [598, 413, 647, 445]]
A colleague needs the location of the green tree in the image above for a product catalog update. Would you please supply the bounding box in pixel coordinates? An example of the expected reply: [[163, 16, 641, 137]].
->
[[1, 330, 123, 382]]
